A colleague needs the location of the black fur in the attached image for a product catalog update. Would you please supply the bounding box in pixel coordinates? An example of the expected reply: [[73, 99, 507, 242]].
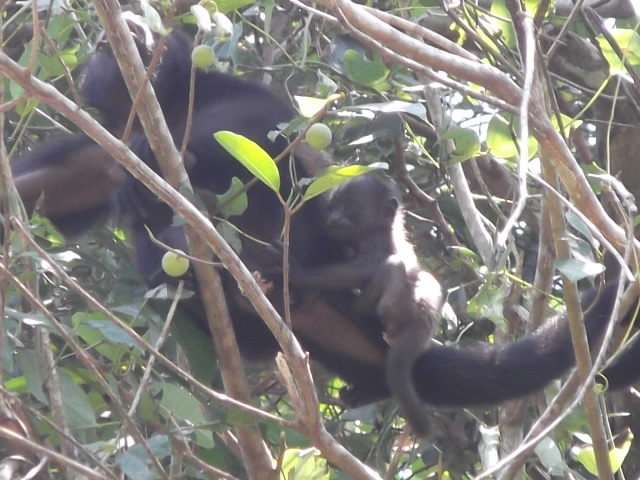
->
[[11, 28, 640, 412], [414, 282, 623, 407], [13, 29, 390, 403]]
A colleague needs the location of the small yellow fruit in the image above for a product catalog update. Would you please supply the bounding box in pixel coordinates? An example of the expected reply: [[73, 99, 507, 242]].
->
[[305, 123, 332, 151], [191, 45, 215, 69], [161, 250, 190, 277]]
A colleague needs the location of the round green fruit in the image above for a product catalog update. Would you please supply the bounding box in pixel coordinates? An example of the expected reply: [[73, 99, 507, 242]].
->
[[161, 250, 190, 277], [305, 123, 332, 151], [191, 45, 215, 69]]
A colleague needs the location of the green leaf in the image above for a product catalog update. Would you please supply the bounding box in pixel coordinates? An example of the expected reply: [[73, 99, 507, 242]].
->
[[343, 49, 389, 87], [280, 448, 331, 480], [214, 131, 280, 193], [555, 258, 605, 282], [573, 444, 598, 475], [597, 29, 640, 73], [16, 351, 47, 404], [442, 127, 482, 162], [140, 0, 169, 35], [303, 165, 381, 201], [467, 285, 507, 328], [489, 0, 515, 48], [219, 222, 242, 254], [551, 111, 583, 133], [116, 435, 171, 480], [216, 177, 248, 217], [348, 100, 427, 120], [213, 0, 255, 14], [4, 376, 28, 394], [161, 382, 215, 447], [534, 437, 565, 475], [572, 434, 632, 475], [116, 451, 152, 480], [486, 113, 538, 159], [59, 369, 96, 428], [170, 310, 218, 385], [295, 96, 330, 118], [72, 312, 141, 362], [160, 382, 208, 426], [191, 4, 212, 32], [86, 320, 138, 348], [610, 433, 633, 472], [47, 16, 75, 44], [525, 0, 548, 16]]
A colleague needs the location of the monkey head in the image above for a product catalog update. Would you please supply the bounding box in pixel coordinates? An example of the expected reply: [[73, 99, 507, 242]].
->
[[326, 173, 400, 243]]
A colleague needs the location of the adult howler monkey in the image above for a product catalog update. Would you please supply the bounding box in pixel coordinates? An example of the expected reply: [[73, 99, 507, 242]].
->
[[284, 174, 639, 422], [9, 24, 640, 413], [11, 26, 390, 403]]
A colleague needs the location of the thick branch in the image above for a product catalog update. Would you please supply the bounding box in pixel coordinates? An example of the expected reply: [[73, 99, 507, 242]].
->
[[90, 3, 274, 477]]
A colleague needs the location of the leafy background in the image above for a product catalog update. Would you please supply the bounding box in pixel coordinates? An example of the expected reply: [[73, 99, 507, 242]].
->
[[1, 0, 640, 479]]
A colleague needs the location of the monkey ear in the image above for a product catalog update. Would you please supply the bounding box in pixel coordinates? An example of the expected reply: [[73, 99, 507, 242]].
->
[[384, 197, 399, 219]]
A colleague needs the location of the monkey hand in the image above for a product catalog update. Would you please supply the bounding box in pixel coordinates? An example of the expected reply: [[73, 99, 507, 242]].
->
[[259, 242, 306, 284]]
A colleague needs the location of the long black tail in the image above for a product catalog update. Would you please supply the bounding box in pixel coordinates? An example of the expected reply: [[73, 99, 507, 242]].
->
[[413, 282, 622, 407], [601, 326, 640, 390]]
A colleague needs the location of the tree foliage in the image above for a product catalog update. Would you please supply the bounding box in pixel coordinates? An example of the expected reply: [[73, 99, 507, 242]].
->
[[1, 0, 640, 479]]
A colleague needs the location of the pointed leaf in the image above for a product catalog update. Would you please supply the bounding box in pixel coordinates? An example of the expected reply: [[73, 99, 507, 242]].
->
[[303, 165, 380, 201], [216, 177, 248, 217], [214, 131, 280, 193]]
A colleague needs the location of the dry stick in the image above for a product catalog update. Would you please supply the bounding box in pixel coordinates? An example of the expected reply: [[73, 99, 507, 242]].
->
[[528, 210, 555, 329], [179, 31, 200, 157], [495, 14, 535, 251], [424, 86, 494, 265], [24, 405, 118, 480], [0, 426, 104, 480], [37, 327, 75, 459], [0, 260, 170, 480], [330, 4, 519, 116], [498, 153, 615, 480], [383, 430, 414, 480], [482, 281, 630, 480], [169, 417, 242, 480], [490, 176, 636, 479], [127, 281, 184, 418], [121, 33, 169, 143], [0, 49, 381, 480], [90, 4, 274, 478], [362, 5, 479, 62]]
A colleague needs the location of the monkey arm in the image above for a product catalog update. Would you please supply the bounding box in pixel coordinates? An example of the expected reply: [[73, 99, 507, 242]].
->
[[288, 260, 381, 290], [411, 282, 622, 407], [286, 234, 390, 291]]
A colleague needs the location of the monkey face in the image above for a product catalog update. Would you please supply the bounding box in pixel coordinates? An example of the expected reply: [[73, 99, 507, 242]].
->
[[326, 174, 399, 243]]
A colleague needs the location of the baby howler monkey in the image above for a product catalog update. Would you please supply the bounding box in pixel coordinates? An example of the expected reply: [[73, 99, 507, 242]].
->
[[285, 173, 443, 435]]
